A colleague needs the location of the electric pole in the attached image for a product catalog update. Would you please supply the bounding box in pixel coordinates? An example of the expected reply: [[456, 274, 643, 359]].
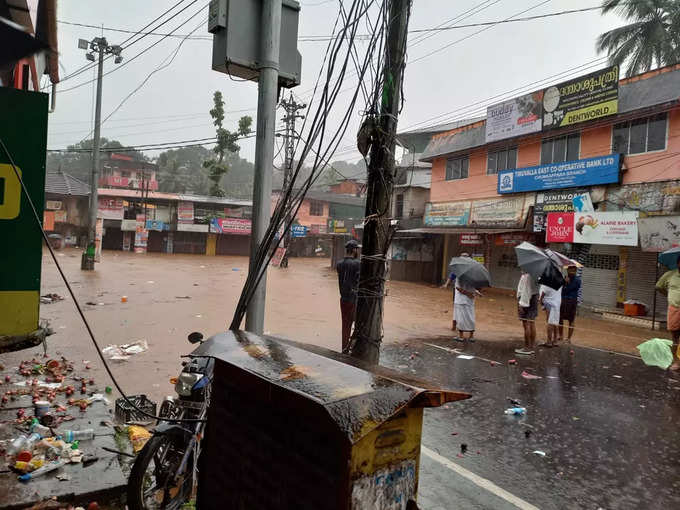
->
[[245, 0, 281, 334], [350, 0, 411, 364], [278, 93, 305, 268], [78, 37, 123, 271]]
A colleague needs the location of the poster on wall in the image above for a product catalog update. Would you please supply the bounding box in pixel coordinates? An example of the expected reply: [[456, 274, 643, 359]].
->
[[94, 218, 103, 262], [545, 211, 638, 246], [638, 215, 680, 252], [542, 65, 619, 129], [43, 210, 55, 231], [533, 188, 589, 232], [485, 90, 543, 143], [470, 196, 526, 228], [498, 154, 620, 194], [604, 180, 680, 215], [134, 214, 148, 253], [177, 201, 194, 223], [424, 201, 471, 226], [54, 210, 68, 223]]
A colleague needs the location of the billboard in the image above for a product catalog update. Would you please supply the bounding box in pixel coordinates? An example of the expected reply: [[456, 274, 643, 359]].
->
[[485, 91, 543, 143], [424, 201, 471, 227], [638, 215, 680, 252], [545, 211, 638, 246], [498, 154, 620, 194], [533, 188, 589, 232], [542, 65, 619, 129], [210, 217, 251, 234], [98, 197, 125, 220], [470, 196, 526, 228]]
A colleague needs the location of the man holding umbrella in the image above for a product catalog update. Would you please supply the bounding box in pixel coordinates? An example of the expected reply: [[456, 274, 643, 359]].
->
[[449, 252, 487, 342], [655, 249, 680, 370]]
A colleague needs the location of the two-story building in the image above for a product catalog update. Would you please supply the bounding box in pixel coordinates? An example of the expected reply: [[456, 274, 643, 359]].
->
[[417, 64, 680, 312], [99, 153, 159, 191]]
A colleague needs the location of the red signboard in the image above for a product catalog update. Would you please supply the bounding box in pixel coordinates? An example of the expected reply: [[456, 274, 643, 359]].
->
[[210, 218, 252, 235], [545, 213, 574, 243]]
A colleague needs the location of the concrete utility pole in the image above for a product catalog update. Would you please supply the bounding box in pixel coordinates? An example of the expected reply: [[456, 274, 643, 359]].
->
[[78, 37, 122, 271], [350, 0, 411, 364], [278, 92, 305, 268], [245, 0, 282, 334]]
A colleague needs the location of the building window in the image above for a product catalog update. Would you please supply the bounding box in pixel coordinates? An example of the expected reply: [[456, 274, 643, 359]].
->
[[612, 113, 667, 155], [487, 147, 517, 174], [395, 194, 404, 218], [445, 156, 469, 181], [540, 133, 580, 164], [309, 200, 324, 216]]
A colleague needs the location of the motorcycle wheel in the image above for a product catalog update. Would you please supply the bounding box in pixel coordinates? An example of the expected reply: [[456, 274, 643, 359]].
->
[[127, 434, 192, 510]]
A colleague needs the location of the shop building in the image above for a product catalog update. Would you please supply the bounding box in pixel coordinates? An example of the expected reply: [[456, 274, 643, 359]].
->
[[43, 169, 90, 246], [415, 64, 680, 312], [99, 153, 159, 191]]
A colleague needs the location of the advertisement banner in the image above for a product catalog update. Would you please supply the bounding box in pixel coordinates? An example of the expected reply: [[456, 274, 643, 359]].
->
[[485, 90, 543, 143], [121, 219, 137, 231], [145, 219, 168, 232], [134, 214, 148, 253], [291, 225, 308, 238], [97, 197, 125, 220], [494, 233, 529, 246], [45, 200, 62, 210], [54, 210, 68, 223], [604, 180, 680, 215], [470, 196, 526, 228], [546, 211, 638, 246], [460, 234, 483, 245], [638, 215, 680, 252], [177, 223, 208, 233], [328, 219, 348, 233], [209, 217, 251, 235], [95, 217, 103, 262], [43, 210, 55, 231], [177, 201, 194, 223], [533, 188, 588, 232], [424, 201, 471, 227], [572, 192, 594, 212], [542, 65, 619, 129], [498, 154, 620, 194]]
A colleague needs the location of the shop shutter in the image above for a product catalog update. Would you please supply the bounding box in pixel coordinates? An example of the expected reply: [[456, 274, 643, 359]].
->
[[626, 246, 667, 316], [575, 244, 619, 309]]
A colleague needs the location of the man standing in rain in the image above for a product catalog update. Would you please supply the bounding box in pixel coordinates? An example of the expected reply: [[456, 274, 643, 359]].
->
[[337, 239, 361, 353], [559, 264, 581, 343], [655, 255, 680, 370], [453, 253, 482, 342], [539, 282, 562, 347], [515, 270, 539, 355]]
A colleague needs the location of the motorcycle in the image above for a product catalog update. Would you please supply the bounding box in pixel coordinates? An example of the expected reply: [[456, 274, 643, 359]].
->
[[127, 332, 213, 510]]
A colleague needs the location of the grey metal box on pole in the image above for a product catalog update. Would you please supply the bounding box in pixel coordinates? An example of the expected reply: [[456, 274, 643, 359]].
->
[[208, 0, 302, 88]]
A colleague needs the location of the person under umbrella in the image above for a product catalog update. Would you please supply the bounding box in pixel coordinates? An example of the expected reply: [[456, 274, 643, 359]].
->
[[540, 281, 562, 347], [655, 248, 680, 370], [559, 264, 581, 343], [515, 270, 539, 355], [448, 253, 487, 342]]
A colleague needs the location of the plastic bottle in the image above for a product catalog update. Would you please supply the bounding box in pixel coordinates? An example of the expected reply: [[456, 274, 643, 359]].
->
[[504, 407, 527, 415], [8, 433, 41, 455], [18, 459, 66, 482], [61, 429, 94, 442], [30, 420, 53, 438]]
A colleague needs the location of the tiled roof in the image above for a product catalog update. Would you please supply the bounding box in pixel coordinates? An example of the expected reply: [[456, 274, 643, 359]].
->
[[45, 170, 90, 196]]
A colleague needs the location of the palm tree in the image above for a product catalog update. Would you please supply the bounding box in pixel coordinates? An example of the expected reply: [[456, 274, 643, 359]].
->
[[597, 0, 680, 77]]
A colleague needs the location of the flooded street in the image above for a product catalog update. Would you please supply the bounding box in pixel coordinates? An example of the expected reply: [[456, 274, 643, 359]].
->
[[3, 248, 678, 509]]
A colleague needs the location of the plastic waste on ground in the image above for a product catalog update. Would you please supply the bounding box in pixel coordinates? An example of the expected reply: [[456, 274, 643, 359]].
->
[[637, 338, 674, 369], [128, 425, 152, 453], [62, 429, 95, 442], [102, 340, 149, 361], [18, 459, 67, 482], [8, 433, 41, 455], [521, 371, 542, 380], [504, 407, 527, 415]]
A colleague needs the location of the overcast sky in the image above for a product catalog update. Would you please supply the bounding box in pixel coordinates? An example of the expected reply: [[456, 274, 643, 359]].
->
[[48, 0, 624, 168]]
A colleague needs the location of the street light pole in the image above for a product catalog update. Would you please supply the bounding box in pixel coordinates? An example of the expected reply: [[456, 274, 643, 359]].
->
[[245, 0, 282, 334], [78, 37, 123, 271]]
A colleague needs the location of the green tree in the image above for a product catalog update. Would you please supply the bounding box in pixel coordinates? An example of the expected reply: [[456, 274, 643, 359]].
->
[[597, 0, 680, 77], [156, 145, 212, 194], [203, 91, 253, 197]]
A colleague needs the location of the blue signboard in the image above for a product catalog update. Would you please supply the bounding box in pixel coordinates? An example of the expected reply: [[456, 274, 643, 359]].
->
[[497, 154, 620, 194], [291, 225, 307, 238], [145, 219, 168, 231]]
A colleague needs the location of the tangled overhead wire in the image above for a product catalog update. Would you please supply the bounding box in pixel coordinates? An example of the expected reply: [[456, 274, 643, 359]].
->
[[229, 0, 390, 329]]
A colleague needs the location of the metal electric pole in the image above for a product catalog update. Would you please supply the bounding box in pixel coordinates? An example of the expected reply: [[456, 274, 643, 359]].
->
[[245, 0, 282, 334], [278, 92, 305, 268], [78, 37, 122, 271], [350, 0, 411, 364]]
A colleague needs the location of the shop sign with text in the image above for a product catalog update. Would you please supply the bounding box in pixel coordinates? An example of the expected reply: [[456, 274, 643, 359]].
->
[[210, 217, 251, 235], [470, 196, 526, 228], [546, 211, 638, 246], [460, 234, 483, 245], [424, 201, 471, 226], [499, 154, 620, 194], [533, 188, 588, 232], [485, 91, 543, 143], [542, 65, 619, 129], [97, 197, 124, 220], [291, 225, 308, 238], [177, 201, 194, 223]]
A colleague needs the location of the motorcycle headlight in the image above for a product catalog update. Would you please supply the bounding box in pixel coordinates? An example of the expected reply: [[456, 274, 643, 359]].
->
[[175, 372, 203, 397]]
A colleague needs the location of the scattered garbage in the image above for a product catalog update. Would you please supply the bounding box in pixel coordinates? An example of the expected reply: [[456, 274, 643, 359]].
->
[[121, 296, 128, 303], [521, 371, 542, 380], [18, 459, 67, 482], [507, 398, 522, 406], [102, 340, 149, 361], [460, 443, 467, 454], [457, 355, 474, 360], [637, 338, 674, 369], [40, 293, 64, 304], [128, 425, 151, 453], [504, 407, 527, 415], [175, 295, 191, 299], [532, 450, 546, 457], [508, 359, 517, 365], [612, 375, 623, 379]]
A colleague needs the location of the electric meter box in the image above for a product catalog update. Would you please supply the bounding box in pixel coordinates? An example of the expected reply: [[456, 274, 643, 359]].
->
[[208, 0, 302, 88]]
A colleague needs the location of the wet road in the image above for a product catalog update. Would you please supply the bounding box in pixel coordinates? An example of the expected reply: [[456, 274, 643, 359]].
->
[[380, 339, 680, 510]]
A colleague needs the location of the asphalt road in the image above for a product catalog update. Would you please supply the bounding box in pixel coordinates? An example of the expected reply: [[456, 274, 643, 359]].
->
[[380, 339, 680, 510]]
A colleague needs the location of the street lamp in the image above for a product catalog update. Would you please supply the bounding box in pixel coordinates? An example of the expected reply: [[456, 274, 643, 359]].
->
[[78, 36, 123, 270]]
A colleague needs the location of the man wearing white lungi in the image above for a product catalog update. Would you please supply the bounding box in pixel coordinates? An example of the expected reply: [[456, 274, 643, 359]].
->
[[454, 275, 480, 342]]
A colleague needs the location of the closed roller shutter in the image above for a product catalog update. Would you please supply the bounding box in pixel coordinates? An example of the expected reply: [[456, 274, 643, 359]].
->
[[559, 244, 619, 309], [626, 246, 667, 315]]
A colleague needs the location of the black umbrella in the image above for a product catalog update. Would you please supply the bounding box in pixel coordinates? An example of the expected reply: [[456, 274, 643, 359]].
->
[[0, 16, 49, 67], [448, 256, 491, 288], [514, 241, 565, 290]]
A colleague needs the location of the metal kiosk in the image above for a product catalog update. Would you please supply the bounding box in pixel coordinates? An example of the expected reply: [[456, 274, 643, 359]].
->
[[193, 331, 469, 509]]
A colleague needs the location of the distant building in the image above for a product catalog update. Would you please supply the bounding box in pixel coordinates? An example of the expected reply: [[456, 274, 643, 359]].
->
[[328, 178, 364, 196], [99, 153, 159, 191], [43, 169, 90, 246]]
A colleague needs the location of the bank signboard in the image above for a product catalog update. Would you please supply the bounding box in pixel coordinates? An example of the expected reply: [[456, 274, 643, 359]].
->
[[542, 65, 619, 129], [498, 154, 620, 194], [545, 211, 638, 246], [485, 91, 543, 143]]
